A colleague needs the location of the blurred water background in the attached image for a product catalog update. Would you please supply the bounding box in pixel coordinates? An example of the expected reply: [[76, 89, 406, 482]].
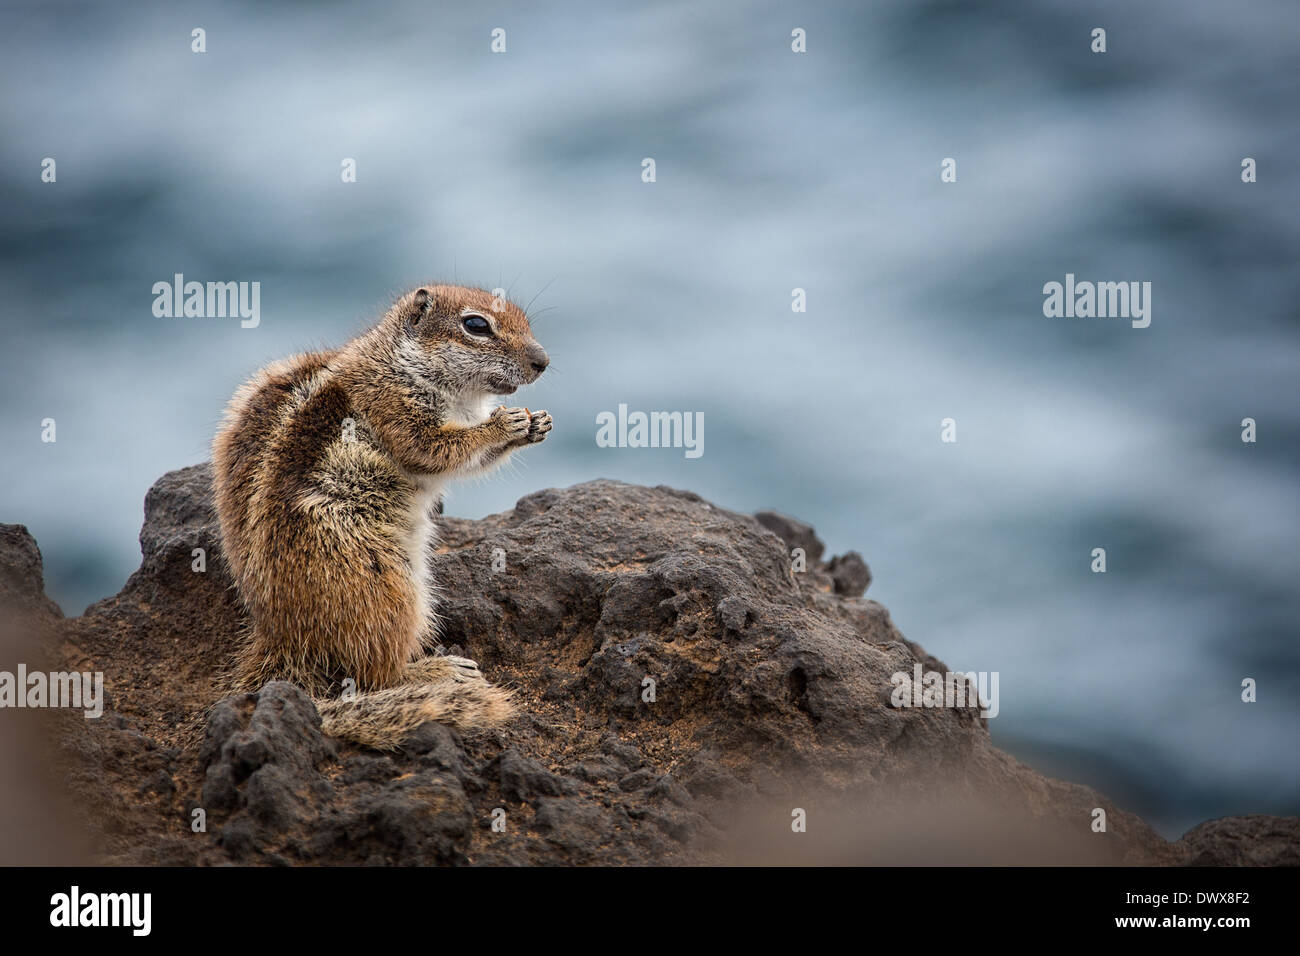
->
[[2, 0, 1297, 837]]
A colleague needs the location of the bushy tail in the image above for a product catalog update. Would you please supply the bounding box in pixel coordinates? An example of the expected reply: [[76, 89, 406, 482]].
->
[[316, 658, 514, 750]]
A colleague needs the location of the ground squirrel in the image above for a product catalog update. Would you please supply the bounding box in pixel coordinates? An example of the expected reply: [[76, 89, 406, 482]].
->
[[212, 284, 551, 748]]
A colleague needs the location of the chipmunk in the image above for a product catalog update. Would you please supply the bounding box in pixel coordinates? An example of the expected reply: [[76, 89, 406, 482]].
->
[[212, 284, 551, 748]]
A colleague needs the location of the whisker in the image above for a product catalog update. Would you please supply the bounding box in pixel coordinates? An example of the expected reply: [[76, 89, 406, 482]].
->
[[524, 275, 558, 314]]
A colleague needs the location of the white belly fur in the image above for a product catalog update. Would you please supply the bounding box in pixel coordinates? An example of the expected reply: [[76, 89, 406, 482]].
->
[[403, 390, 500, 637], [405, 476, 443, 640], [443, 391, 494, 427], [443, 390, 503, 474]]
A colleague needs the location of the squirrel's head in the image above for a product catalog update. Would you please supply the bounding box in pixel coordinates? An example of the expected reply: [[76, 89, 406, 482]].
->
[[390, 284, 549, 395]]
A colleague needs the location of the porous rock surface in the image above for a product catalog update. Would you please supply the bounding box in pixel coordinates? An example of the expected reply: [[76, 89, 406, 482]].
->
[[2, 465, 1295, 865]]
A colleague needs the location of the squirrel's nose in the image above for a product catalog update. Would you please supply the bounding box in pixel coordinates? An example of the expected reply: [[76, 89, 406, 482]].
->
[[526, 344, 550, 376]]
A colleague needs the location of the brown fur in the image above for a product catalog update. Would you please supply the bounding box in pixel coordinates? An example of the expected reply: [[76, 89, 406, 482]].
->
[[212, 284, 551, 748]]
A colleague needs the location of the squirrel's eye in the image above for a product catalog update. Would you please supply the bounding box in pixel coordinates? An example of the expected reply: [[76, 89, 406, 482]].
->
[[462, 314, 492, 336]]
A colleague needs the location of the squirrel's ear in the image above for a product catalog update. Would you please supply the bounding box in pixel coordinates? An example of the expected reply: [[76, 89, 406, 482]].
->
[[406, 288, 431, 330]]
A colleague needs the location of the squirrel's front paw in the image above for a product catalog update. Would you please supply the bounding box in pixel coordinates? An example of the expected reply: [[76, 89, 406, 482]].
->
[[490, 405, 532, 444], [523, 409, 552, 445]]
